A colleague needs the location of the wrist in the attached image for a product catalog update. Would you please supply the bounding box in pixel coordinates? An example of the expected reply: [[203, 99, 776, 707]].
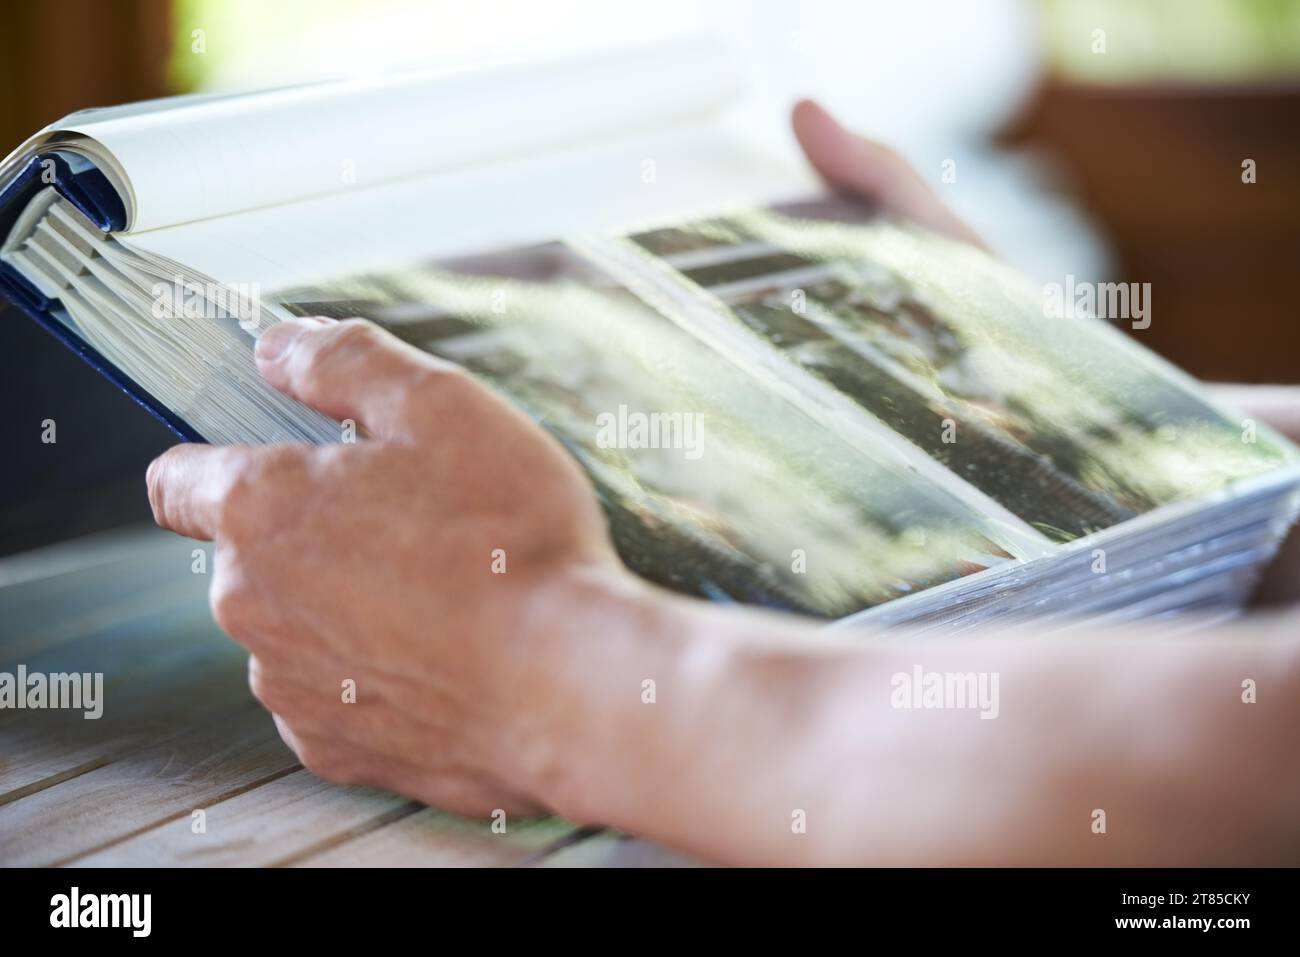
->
[[507, 562, 725, 823]]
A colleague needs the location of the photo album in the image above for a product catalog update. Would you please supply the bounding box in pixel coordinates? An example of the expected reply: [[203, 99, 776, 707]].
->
[[2, 39, 1297, 632]]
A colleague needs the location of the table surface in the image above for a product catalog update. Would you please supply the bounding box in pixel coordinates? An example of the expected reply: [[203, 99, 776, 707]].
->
[[0, 526, 697, 867]]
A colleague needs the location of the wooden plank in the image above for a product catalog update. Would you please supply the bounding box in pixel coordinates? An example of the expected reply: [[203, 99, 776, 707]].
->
[[293, 807, 579, 867], [0, 526, 244, 802], [1, 591, 238, 731], [0, 528, 208, 661], [0, 642, 251, 803], [0, 703, 298, 866], [0, 574, 211, 666], [0, 524, 187, 593], [69, 768, 414, 867], [0, 581, 217, 682], [0, 602, 249, 800]]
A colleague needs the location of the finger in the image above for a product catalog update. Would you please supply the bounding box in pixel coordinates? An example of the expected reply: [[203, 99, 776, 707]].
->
[[255, 316, 466, 441], [146, 443, 257, 541], [272, 712, 308, 760], [791, 99, 985, 248]]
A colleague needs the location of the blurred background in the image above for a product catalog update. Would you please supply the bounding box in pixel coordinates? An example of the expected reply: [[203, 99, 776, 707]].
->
[[2, 0, 1299, 556]]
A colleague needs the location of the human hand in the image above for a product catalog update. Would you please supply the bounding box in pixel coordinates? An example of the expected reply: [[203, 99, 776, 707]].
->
[[791, 98, 985, 248], [147, 317, 628, 816]]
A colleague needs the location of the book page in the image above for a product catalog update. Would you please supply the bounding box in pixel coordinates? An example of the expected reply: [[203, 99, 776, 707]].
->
[[16, 38, 740, 233], [114, 118, 806, 295]]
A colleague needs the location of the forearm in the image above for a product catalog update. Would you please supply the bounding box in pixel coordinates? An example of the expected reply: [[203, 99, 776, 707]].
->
[[516, 573, 1300, 865], [516, 572, 847, 863]]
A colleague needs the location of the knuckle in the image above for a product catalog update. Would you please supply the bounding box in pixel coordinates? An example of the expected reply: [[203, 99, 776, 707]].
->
[[247, 445, 305, 485], [214, 474, 260, 533], [293, 741, 326, 775], [296, 742, 344, 781], [208, 589, 244, 641], [310, 442, 353, 476], [215, 447, 305, 530], [209, 572, 255, 640], [247, 657, 290, 713], [399, 364, 480, 420], [254, 446, 310, 496], [304, 318, 381, 375], [335, 316, 380, 340]]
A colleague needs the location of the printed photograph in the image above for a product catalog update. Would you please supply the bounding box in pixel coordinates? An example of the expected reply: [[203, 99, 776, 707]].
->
[[279, 241, 1020, 618], [630, 205, 1297, 541], [4, 0, 1300, 902]]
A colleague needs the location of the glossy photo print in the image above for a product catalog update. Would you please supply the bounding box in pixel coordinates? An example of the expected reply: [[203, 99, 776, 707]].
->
[[5, 0, 1300, 888], [628, 203, 1297, 542], [278, 240, 1024, 618]]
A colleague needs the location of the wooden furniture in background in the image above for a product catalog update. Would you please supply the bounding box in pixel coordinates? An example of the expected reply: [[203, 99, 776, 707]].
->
[[1002, 79, 1300, 383], [0, 0, 173, 149]]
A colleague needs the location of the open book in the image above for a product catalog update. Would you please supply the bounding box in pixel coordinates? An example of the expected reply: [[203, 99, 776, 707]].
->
[[3, 40, 1298, 632]]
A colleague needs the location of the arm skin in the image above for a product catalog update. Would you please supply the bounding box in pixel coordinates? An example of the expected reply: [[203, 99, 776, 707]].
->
[[530, 581, 1300, 866], [146, 103, 1300, 866]]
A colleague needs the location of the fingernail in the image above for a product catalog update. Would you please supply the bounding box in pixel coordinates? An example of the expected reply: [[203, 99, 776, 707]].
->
[[255, 317, 329, 362]]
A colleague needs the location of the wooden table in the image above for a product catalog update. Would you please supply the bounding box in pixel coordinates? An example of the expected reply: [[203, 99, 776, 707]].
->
[[0, 526, 697, 867]]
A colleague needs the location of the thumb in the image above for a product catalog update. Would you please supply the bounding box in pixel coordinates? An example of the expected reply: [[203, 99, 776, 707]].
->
[[791, 99, 985, 249]]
